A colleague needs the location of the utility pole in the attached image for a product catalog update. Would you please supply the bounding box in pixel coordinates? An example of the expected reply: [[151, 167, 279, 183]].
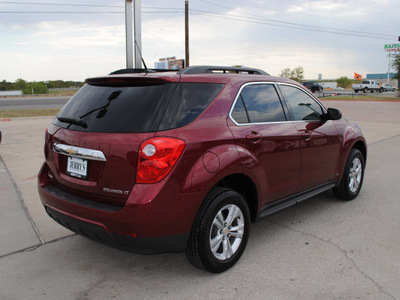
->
[[125, 0, 142, 69], [125, 0, 133, 68], [134, 0, 142, 68], [185, 0, 189, 67], [388, 52, 391, 83]]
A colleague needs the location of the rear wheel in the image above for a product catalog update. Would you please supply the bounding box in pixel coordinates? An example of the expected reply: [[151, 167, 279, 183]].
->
[[185, 187, 250, 273], [333, 149, 365, 200], [363, 87, 368, 93]]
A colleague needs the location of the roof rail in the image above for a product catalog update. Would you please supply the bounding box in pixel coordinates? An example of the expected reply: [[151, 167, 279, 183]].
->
[[178, 65, 269, 75], [109, 68, 178, 75]]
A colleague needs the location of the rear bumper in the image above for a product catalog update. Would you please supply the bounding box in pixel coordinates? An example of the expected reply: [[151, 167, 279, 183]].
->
[[45, 205, 189, 254], [38, 162, 206, 254]]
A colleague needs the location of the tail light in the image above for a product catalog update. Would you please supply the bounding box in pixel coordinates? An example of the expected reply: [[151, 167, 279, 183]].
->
[[137, 137, 185, 184]]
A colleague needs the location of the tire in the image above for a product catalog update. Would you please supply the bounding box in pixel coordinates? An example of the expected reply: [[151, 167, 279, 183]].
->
[[363, 87, 368, 93], [379, 88, 383, 93], [333, 149, 365, 201], [354, 90, 359, 93], [185, 187, 251, 273]]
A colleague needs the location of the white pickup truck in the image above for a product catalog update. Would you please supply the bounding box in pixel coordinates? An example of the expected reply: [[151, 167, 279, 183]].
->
[[352, 80, 383, 93]]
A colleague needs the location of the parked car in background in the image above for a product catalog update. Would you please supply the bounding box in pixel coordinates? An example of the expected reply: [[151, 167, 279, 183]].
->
[[38, 65, 367, 273], [381, 83, 396, 92], [302, 81, 323, 93], [353, 80, 383, 93]]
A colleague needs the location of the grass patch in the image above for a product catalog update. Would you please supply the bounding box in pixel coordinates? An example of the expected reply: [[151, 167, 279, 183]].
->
[[48, 90, 77, 96], [0, 109, 60, 118]]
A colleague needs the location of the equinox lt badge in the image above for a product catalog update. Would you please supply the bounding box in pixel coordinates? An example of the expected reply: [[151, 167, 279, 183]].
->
[[103, 187, 129, 195]]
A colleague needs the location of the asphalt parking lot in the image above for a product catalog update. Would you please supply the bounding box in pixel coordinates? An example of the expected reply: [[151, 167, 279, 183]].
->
[[1, 100, 400, 300]]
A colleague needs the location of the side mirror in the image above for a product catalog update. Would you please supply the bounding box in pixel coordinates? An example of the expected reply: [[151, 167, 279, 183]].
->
[[326, 108, 342, 120]]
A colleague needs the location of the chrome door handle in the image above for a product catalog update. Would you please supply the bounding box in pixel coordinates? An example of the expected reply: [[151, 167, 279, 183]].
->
[[246, 131, 262, 143]]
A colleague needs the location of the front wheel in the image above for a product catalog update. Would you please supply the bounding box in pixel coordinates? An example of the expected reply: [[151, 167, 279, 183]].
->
[[333, 149, 365, 200], [185, 187, 251, 273]]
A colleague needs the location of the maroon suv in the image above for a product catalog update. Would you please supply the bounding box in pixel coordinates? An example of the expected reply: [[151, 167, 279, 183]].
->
[[38, 66, 366, 273]]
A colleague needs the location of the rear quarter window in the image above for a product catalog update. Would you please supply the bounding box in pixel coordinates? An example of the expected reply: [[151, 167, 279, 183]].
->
[[157, 83, 224, 131]]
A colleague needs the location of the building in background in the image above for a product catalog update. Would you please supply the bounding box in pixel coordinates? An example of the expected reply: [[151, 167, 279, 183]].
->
[[367, 73, 398, 87], [154, 57, 184, 70]]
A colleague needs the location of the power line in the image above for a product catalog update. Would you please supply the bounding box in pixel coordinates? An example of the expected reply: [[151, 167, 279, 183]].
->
[[0, 1, 396, 40], [0, 11, 183, 14], [0, 1, 123, 7], [0, 1, 183, 10], [0, 11, 124, 13], [200, 0, 398, 34], [196, 1, 396, 40], [191, 11, 395, 40]]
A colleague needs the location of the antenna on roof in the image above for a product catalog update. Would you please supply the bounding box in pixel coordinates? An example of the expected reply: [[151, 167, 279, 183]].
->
[[135, 40, 148, 72]]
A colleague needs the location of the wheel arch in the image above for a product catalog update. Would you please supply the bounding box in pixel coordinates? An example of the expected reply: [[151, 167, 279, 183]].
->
[[352, 140, 367, 164], [214, 174, 258, 222]]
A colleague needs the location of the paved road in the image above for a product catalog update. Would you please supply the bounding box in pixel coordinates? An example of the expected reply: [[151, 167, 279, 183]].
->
[[0, 96, 70, 110], [0, 100, 399, 299]]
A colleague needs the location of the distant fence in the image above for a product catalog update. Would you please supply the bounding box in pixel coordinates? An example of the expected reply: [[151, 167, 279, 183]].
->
[[0, 90, 23, 96]]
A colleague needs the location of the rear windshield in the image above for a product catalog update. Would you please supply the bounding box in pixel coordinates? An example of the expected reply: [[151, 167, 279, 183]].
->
[[53, 82, 223, 133]]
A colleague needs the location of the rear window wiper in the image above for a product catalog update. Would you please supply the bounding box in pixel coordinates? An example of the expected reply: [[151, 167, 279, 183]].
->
[[57, 116, 88, 128]]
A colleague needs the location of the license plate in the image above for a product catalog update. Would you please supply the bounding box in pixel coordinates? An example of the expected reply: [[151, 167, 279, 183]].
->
[[66, 156, 88, 179]]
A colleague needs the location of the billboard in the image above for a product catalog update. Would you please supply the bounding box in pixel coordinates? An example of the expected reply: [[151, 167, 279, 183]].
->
[[384, 44, 400, 52]]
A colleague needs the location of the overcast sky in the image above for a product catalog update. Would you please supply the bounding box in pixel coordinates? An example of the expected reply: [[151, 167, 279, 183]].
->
[[0, 0, 399, 82]]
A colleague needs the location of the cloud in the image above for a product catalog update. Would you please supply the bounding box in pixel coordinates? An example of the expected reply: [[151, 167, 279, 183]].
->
[[0, 0, 397, 82], [34, 21, 125, 49]]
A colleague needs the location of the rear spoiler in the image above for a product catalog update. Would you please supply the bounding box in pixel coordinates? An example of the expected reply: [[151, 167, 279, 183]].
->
[[85, 75, 179, 86]]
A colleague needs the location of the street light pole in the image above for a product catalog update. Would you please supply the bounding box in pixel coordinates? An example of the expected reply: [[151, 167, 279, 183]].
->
[[125, 0, 142, 69], [388, 52, 391, 83], [125, 0, 133, 69], [134, 0, 142, 68]]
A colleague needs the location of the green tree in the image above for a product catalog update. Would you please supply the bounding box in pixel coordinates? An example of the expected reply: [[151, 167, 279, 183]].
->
[[279, 66, 304, 82], [14, 78, 27, 90], [336, 77, 352, 89], [279, 68, 292, 78], [23, 82, 47, 95], [0, 80, 13, 91], [392, 52, 400, 95]]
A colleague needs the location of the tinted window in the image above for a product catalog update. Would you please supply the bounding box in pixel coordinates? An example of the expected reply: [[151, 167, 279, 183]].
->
[[158, 83, 223, 131], [231, 84, 286, 124], [231, 95, 249, 123], [54, 83, 174, 133], [279, 85, 323, 121]]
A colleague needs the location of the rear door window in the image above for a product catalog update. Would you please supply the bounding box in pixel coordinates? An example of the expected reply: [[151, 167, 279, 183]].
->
[[231, 83, 286, 124]]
